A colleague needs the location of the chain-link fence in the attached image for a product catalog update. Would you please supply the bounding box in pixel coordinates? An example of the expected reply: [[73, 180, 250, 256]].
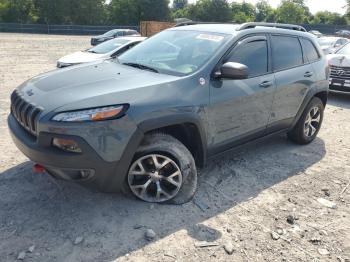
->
[[301, 24, 350, 35], [0, 22, 349, 36], [0, 23, 139, 35]]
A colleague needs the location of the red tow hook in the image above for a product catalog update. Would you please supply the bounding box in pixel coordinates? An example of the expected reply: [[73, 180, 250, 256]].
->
[[33, 163, 46, 173]]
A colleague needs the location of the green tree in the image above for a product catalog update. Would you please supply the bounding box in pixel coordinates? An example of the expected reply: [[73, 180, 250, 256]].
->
[[109, 0, 169, 25], [34, 0, 70, 24], [231, 2, 255, 23], [255, 0, 275, 22], [68, 0, 107, 25], [0, 0, 35, 23], [138, 0, 170, 21], [276, 0, 307, 24], [190, 0, 231, 22], [108, 0, 139, 25], [311, 11, 347, 25]]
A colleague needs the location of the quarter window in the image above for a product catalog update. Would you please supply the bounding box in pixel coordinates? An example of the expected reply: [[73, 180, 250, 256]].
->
[[271, 35, 303, 71], [226, 40, 268, 77], [300, 38, 320, 63]]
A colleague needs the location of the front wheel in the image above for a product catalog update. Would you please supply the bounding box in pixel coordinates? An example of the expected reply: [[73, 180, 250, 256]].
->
[[126, 133, 197, 204], [288, 97, 324, 144]]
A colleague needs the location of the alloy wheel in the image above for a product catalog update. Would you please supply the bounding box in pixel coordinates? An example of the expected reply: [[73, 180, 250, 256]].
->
[[303, 106, 321, 137], [128, 154, 183, 202]]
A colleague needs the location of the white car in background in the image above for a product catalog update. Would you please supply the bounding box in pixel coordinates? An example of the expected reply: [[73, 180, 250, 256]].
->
[[57, 36, 146, 68], [317, 37, 349, 54], [309, 30, 323, 38], [327, 43, 350, 93]]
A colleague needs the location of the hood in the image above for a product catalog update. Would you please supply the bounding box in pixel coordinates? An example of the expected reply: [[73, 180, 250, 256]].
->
[[17, 60, 180, 114], [58, 51, 107, 64], [327, 54, 350, 67], [321, 45, 332, 52]]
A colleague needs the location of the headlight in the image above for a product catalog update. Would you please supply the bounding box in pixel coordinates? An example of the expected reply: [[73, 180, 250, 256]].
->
[[52, 105, 127, 122]]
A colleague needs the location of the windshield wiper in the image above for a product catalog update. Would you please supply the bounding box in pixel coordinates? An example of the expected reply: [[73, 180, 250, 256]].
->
[[87, 50, 98, 54], [122, 62, 159, 73]]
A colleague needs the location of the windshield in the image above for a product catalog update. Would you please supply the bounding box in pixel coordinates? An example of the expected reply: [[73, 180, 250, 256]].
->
[[87, 38, 130, 54], [336, 43, 350, 55], [318, 38, 336, 46], [103, 30, 118, 37], [118, 30, 229, 76]]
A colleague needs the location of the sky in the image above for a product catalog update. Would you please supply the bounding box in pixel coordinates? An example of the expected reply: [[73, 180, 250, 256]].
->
[[187, 0, 348, 15]]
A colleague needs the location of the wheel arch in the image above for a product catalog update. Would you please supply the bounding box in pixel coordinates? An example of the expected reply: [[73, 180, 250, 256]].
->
[[314, 91, 328, 107], [291, 89, 328, 130], [138, 114, 207, 168]]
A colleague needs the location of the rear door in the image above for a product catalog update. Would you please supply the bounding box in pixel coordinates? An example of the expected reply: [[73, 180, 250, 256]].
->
[[209, 35, 276, 149], [268, 34, 316, 129]]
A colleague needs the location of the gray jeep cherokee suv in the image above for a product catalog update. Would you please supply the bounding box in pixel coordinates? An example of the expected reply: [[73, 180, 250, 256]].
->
[[8, 22, 329, 204]]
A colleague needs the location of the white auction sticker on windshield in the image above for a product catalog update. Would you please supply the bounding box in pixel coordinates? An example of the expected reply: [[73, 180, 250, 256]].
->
[[196, 34, 224, 42]]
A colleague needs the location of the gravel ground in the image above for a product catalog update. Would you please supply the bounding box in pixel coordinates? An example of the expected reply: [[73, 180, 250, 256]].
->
[[0, 33, 349, 262]]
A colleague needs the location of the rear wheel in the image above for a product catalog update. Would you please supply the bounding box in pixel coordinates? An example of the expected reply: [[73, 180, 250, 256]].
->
[[288, 97, 324, 144], [126, 133, 197, 204]]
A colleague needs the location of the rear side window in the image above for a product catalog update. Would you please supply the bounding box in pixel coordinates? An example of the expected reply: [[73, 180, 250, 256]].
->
[[300, 38, 320, 63], [271, 35, 303, 71], [226, 40, 268, 77]]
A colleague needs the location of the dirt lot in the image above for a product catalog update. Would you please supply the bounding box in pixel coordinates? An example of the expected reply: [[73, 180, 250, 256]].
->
[[0, 33, 349, 262]]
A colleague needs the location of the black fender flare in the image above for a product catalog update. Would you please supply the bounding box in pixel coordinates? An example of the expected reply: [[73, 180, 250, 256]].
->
[[290, 88, 328, 129], [137, 113, 208, 167]]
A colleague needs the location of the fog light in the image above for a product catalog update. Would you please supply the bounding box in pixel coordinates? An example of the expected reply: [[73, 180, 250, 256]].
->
[[52, 138, 82, 153], [33, 163, 45, 173], [80, 170, 94, 179]]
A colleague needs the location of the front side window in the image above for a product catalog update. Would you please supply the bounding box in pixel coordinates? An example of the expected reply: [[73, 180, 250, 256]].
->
[[118, 30, 230, 76], [272, 35, 303, 71], [300, 38, 320, 63], [226, 39, 268, 77]]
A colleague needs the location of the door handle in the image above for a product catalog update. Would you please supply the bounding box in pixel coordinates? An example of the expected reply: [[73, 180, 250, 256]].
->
[[259, 81, 273, 88], [304, 71, 313, 77]]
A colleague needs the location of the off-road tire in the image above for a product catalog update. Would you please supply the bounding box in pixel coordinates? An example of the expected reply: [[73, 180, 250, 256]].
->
[[124, 133, 197, 204], [288, 97, 324, 145]]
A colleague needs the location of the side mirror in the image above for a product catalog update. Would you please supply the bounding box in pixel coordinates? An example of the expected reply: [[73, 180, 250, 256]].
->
[[215, 62, 249, 79]]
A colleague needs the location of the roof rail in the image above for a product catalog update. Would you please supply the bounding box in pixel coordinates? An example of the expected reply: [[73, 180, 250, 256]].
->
[[174, 20, 237, 27], [236, 22, 307, 32], [174, 21, 198, 27]]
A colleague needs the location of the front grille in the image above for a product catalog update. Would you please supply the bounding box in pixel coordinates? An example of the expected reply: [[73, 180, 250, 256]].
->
[[10, 90, 42, 136], [330, 65, 350, 80]]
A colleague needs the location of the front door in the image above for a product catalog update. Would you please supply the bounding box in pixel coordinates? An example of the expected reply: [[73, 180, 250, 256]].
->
[[208, 35, 276, 152]]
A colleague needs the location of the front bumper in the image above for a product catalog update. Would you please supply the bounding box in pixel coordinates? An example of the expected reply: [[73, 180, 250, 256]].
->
[[329, 77, 350, 93], [8, 114, 142, 192], [329, 65, 350, 93]]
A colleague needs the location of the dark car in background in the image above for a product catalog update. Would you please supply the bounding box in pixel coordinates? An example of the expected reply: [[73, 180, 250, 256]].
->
[[91, 29, 140, 46], [335, 30, 350, 38]]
